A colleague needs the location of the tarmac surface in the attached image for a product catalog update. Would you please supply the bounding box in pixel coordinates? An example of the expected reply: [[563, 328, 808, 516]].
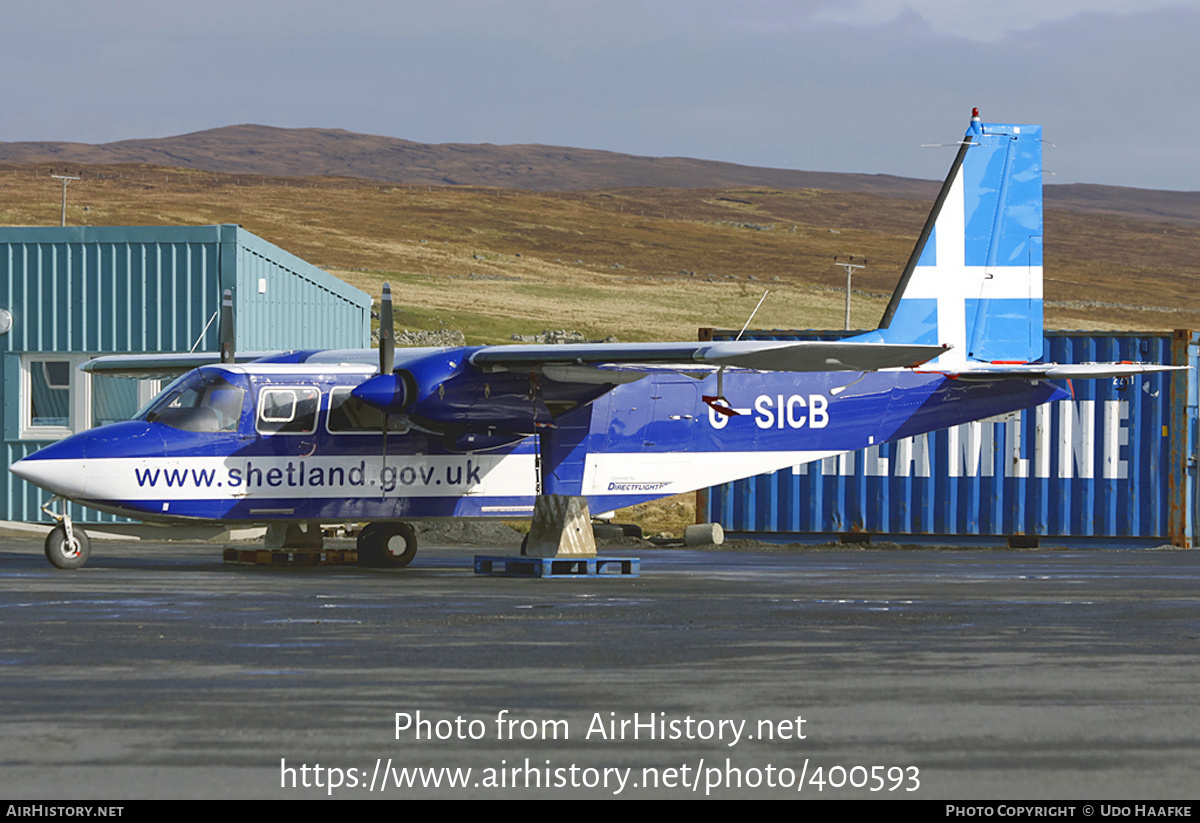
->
[[0, 532, 1197, 800]]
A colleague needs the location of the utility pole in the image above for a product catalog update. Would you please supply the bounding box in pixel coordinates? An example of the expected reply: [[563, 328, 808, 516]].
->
[[834, 256, 866, 330], [50, 174, 80, 227]]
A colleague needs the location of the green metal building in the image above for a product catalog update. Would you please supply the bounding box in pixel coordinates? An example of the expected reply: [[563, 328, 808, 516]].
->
[[0, 224, 371, 523]]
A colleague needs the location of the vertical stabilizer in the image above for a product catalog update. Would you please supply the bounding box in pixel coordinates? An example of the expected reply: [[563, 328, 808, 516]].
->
[[861, 110, 1043, 364]]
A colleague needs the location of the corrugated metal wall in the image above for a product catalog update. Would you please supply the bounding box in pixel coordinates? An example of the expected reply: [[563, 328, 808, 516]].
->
[[229, 227, 370, 351], [702, 330, 1197, 547], [0, 225, 371, 523], [1, 227, 222, 354]]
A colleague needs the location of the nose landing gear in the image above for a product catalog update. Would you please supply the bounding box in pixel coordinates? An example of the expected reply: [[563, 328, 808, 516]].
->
[[41, 496, 90, 570]]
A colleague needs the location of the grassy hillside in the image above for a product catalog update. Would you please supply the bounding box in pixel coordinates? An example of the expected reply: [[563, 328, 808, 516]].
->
[[3, 163, 1198, 341]]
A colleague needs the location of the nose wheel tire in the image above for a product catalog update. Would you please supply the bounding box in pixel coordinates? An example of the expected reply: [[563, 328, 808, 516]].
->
[[44, 524, 91, 570], [357, 522, 418, 568]]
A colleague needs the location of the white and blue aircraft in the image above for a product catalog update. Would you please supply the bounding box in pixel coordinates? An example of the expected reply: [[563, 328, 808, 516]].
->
[[10, 110, 1177, 569]]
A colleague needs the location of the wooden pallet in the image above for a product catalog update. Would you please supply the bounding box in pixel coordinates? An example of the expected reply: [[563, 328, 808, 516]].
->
[[474, 555, 639, 578], [222, 548, 358, 566]]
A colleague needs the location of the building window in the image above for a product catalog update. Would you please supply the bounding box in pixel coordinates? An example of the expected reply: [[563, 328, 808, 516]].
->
[[20, 355, 159, 440], [29, 359, 71, 428], [91, 373, 152, 428]]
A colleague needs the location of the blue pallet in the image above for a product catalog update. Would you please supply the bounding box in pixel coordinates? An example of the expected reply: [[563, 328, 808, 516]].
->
[[474, 555, 640, 578]]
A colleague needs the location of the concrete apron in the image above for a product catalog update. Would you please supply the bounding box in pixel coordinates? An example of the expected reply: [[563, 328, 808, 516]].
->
[[524, 495, 597, 558]]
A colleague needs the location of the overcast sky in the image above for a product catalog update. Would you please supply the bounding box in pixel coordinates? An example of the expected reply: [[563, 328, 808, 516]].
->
[[3, 1, 1197, 190]]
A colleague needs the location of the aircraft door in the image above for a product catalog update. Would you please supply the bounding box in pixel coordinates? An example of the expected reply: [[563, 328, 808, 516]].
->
[[642, 377, 701, 453], [255, 386, 321, 457]]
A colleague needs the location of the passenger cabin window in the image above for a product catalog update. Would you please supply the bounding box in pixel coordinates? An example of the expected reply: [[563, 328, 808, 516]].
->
[[257, 387, 319, 435], [327, 387, 409, 434]]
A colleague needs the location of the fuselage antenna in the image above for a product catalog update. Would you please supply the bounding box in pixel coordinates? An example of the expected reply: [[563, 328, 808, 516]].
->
[[735, 290, 770, 341]]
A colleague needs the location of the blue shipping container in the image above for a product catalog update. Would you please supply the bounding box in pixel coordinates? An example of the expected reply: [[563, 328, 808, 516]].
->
[[702, 330, 1198, 547]]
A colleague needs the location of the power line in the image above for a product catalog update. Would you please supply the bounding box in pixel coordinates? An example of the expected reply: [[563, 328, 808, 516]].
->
[[834, 256, 867, 330], [50, 174, 80, 227]]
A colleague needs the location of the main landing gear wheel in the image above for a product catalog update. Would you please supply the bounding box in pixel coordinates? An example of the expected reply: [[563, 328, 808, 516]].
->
[[357, 523, 418, 568], [44, 523, 90, 570]]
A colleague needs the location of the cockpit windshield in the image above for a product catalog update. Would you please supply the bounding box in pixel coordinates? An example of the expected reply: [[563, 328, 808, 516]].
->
[[139, 369, 247, 433]]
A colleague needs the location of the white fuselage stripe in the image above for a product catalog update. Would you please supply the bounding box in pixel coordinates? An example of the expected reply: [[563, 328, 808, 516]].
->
[[23, 449, 846, 504]]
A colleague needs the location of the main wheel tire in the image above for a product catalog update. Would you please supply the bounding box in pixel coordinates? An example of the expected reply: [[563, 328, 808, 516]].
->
[[44, 524, 90, 570], [357, 522, 418, 568], [591, 523, 625, 541], [377, 523, 418, 567]]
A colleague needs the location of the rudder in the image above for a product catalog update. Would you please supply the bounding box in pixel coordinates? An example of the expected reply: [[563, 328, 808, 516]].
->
[[859, 110, 1043, 364]]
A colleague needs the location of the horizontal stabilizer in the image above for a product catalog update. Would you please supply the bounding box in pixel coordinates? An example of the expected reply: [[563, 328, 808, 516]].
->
[[934, 362, 1186, 381]]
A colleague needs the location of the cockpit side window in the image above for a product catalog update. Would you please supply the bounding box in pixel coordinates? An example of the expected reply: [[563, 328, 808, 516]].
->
[[257, 387, 319, 435], [141, 371, 246, 433]]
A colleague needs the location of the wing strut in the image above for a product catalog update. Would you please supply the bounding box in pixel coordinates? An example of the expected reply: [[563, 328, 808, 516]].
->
[[705, 290, 769, 415]]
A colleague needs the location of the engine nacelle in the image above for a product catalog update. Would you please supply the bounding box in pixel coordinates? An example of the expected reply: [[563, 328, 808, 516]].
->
[[351, 350, 467, 420]]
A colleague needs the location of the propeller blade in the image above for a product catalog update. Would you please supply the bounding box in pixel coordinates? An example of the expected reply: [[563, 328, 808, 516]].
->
[[379, 283, 395, 375], [377, 284, 397, 476], [219, 289, 235, 364]]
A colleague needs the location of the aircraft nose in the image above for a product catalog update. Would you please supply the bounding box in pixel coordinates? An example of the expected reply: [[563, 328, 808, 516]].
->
[[9, 449, 86, 498], [9, 421, 165, 500]]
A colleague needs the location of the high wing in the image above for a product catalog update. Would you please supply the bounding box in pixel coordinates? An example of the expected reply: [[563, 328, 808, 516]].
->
[[81, 349, 379, 378], [81, 335, 949, 382], [346, 337, 948, 419], [80, 351, 285, 379], [470, 340, 949, 374]]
